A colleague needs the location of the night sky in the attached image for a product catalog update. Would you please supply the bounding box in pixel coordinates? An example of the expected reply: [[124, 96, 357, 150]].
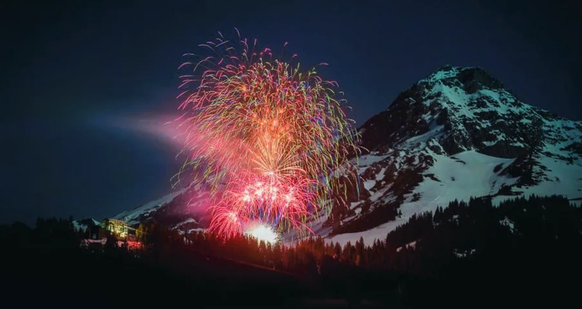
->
[[1, 0, 580, 225]]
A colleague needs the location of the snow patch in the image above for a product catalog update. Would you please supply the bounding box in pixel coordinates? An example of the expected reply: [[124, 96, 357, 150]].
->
[[396, 240, 417, 252], [500, 217, 515, 233]]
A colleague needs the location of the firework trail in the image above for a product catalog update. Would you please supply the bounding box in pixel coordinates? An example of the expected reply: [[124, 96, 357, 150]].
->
[[175, 29, 359, 241]]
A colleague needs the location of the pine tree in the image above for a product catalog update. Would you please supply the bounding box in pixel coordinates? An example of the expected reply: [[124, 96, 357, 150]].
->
[[334, 242, 342, 258]]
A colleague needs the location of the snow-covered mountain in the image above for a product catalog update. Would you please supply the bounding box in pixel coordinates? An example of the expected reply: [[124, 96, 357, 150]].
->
[[107, 65, 582, 245]]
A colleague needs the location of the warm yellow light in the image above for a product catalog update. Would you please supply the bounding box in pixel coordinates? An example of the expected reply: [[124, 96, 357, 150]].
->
[[245, 223, 280, 245]]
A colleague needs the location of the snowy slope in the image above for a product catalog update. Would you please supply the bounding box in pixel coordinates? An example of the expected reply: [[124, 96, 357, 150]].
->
[[305, 150, 517, 245], [113, 187, 189, 225], [496, 156, 582, 205], [107, 180, 213, 229]]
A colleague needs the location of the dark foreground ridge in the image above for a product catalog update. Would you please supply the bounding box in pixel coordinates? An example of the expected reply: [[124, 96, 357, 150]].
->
[[1, 241, 309, 308], [2, 195, 582, 308]]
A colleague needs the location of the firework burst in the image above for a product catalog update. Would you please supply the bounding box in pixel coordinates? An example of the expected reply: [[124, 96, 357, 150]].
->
[[175, 29, 359, 240]]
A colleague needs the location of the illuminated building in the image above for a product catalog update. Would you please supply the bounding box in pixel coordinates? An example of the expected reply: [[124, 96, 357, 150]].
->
[[101, 218, 136, 240]]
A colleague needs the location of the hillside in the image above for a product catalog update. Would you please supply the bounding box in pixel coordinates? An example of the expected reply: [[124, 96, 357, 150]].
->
[[107, 65, 582, 245]]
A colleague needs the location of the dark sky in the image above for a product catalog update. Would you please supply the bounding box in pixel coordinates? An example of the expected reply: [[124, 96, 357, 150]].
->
[[1, 0, 580, 225]]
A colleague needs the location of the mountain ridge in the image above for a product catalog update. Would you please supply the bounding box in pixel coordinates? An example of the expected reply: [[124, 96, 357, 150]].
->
[[97, 65, 582, 245]]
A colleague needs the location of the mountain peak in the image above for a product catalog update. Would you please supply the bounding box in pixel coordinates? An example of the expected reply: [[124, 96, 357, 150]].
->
[[360, 65, 581, 160], [421, 65, 505, 92]]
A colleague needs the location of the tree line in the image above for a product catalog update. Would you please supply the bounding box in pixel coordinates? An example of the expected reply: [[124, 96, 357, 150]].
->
[[1, 194, 581, 308]]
